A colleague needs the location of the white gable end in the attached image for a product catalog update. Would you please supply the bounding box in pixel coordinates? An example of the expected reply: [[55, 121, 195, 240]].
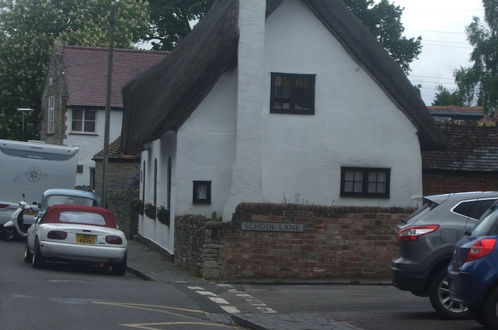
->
[[260, 0, 421, 206]]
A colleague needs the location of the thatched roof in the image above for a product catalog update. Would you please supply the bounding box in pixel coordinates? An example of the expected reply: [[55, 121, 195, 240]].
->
[[121, 0, 446, 154]]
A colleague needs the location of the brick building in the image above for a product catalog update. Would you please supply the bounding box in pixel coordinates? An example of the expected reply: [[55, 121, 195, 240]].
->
[[422, 122, 498, 195]]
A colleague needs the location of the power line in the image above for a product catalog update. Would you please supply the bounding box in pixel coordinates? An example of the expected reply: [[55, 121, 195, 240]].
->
[[422, 43, 471, 49], [410, 75, 455, 80]]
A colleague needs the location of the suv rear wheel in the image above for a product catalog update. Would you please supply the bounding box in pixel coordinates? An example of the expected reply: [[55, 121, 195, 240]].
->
[[429, 268, 469, 319]]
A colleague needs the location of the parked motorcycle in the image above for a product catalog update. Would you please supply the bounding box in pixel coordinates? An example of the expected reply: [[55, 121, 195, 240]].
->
[[2, 196, 38, 240]]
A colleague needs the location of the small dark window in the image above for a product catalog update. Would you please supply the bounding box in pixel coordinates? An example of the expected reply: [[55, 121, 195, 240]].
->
[[270, 73, 315, 114], [340, 167, 390, 198], [76, 164, 84, 173], [193, 181, 211, 204]]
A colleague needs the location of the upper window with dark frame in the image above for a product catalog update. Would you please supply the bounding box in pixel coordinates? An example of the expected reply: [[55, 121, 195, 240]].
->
[[193, 181, 211, 205], [72, 109, 96, 133], [270, 73, 315, 115], [340, 167, 390, 198]]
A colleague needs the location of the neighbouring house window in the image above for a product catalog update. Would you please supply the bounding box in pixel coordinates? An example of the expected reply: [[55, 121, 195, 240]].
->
[[76, 164, 84, 173], [47, 95, 55, 134], [193, 181, 211, 204], [72, 109, 96, 133], [270, 73, 315, 114], [340, 167, 390, 198]]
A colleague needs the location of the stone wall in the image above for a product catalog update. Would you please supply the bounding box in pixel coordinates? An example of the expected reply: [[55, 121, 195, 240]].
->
[[175, 203, 414, 281], [174, 215, 224, 278], [94, 160, 139, 238]]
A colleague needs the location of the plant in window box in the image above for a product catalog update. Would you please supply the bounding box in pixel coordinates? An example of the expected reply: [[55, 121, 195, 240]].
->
[[144, 202, 156, 219], [130, 199, 143, 213], [157, 206, 170, 225]]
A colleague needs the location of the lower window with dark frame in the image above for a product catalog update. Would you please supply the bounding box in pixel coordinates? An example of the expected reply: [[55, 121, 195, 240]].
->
[[340, 167, 390, 198], [193, 181, 211, 204]]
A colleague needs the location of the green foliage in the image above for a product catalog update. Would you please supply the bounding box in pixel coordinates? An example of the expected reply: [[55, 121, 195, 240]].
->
[[211, 211, 222, 222], [432, 85, 465, 106], [0, 0, 149, 140], [147, 0, 420, 73], [146, 0, 214, 50], [343, 0, 422, 73], [452, 0, 498, 114]]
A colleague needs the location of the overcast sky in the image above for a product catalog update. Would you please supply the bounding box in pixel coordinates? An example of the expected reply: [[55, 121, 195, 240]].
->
[[392, 0, 484, 105]]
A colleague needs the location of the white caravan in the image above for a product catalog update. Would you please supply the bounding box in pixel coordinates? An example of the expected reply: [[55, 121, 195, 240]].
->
[[0, 139, 79, 226]]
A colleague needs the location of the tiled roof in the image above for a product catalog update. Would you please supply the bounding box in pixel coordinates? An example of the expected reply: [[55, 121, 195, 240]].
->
[[93, 137, 138, 161], [63, 46, 168, 108], [422, 123, 498, 172]]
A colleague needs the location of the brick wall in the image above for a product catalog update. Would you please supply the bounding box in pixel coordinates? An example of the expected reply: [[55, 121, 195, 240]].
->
[[175, 203, 413, 281], [423, 171, 498, 196]]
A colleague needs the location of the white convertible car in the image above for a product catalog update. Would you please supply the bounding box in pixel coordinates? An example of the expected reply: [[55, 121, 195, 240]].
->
[[25, 204, 127, 275]]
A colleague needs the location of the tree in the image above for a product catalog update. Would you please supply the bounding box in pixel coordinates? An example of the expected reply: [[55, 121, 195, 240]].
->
[[147, 0, 421, 72], [432, 85, 465, 106], [0, 0, 150, 140], [146, 0, 214, 50], [333, 0, 422, 73], [452, 0, 498, 114]]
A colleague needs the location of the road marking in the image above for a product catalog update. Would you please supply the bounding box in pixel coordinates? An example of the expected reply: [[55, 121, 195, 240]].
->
[[93, 301, 207, 320], [196, 290, 217, 297], [121, 321, 240, 329], [187, 286, 205, 290], [209, 297, 230, 305], [219, 305, 241, 314]]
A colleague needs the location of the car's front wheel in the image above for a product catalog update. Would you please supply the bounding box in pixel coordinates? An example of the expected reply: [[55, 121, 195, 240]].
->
[[3, 227, 16, 241], [429, 268, 469, 319], [24, 242, 33, 263]]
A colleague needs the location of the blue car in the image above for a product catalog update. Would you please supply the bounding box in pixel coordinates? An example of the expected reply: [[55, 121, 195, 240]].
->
[[448, 202, 498, 328]]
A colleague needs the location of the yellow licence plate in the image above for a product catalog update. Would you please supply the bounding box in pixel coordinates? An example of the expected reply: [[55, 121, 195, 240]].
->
[[76, 234, 96, 245], [25, 210, 38, 216]]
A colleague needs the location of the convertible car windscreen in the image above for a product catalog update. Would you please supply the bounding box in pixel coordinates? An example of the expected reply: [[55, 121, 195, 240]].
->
[[46, 195, 95, 207]]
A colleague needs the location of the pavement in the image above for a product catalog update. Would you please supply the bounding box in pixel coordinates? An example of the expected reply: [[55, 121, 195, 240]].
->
[[126, 239, 361, 330]]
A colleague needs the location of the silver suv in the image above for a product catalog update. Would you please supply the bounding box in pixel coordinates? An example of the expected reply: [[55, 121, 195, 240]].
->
[[391, 191, 498, 319]]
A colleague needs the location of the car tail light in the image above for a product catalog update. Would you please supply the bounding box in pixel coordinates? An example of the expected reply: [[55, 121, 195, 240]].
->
[[0, 203, 9, 209], [105, 236, 122, 245], [466, 238, 497, 262], [47, 231, 67, 240], [397, 225, 439, 241]]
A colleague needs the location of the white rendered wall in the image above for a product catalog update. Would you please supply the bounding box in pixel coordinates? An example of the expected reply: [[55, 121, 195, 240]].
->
[[259, 0, 422, 207], [174, 71, 238, 218], [138, 132, 177, 254], [64, 108, 123, 187]]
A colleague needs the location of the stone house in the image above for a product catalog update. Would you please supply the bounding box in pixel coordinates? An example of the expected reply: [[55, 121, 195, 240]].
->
[[120, 0, 445, 259], [40, 43, 167, 188]]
